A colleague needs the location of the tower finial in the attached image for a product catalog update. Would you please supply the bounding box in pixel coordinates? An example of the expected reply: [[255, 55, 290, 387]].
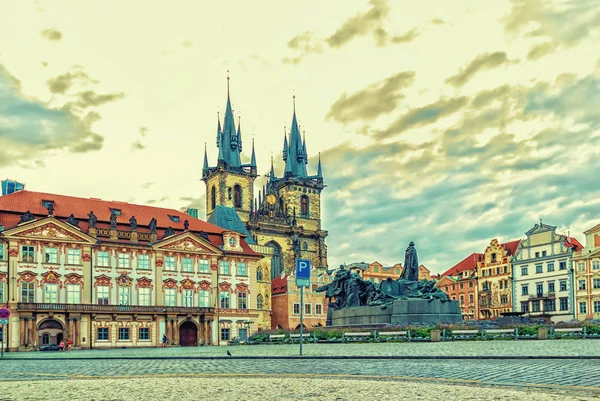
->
[[227, 70, 230, 96], [293, 93, 296, 114]]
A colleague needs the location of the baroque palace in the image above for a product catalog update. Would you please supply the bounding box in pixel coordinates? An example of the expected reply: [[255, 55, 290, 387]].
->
[[0, 190, 270, 351]]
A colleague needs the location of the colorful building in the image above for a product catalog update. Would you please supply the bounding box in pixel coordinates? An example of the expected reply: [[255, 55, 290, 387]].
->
[[437, 253, 482, 320], [476, 239, 520, 319], [348, 261, 431, 283], [0, 190, 264, 351], [573, 222, 600, 320], [512, 222, 581, 322]]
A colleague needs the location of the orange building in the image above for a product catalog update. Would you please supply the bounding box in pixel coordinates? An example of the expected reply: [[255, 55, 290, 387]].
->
[[349, 261, 432, 283], [271, 270, 328, 330], [437, 253, 483, 320]]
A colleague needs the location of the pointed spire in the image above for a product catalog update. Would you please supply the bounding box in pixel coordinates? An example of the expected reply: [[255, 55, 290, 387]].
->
[[237, 116, 242, 152], [317, 152, 323, 178], [302, 130, 308, 165], [250, 138, 257, 168], [203, 142, 209, 174], [284, 95, 308, 178], [282, 126, 288, 161], [220, 71, 241, 167], [269, 155, 275, 180]]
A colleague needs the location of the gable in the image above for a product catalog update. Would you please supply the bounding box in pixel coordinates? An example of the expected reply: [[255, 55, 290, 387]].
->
[[155, 233, 222, 255], [1, 218, 95, 243]]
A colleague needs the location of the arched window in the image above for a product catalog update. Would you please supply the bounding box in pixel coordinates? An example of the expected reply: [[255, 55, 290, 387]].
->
[[42, 333, 50, 345], [256, 267, 263, 282], [300, 195, 309, 216], [267, 241, 283, 281], [234, 184, 242, 208], [211, 186, 216, 210], [257, 294, 263, 309], [264, 294, 269, 308]]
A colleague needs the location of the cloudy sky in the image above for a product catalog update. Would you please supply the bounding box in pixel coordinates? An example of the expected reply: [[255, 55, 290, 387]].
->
[[0, 0, 599, 274]]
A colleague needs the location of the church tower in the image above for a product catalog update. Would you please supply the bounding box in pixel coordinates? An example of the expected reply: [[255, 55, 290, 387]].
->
[[202, 76, 257, 224]]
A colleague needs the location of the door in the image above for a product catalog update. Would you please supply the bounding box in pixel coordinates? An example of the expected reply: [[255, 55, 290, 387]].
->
[[179, 321, 198, 346]]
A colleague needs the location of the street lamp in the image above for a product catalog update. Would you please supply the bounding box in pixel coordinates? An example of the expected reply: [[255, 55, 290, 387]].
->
[[244, 320, 253, 341]]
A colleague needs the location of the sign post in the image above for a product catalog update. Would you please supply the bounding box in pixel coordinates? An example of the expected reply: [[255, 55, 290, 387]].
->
[[295, 259, 311, 356], [0, 308, 10, 358]]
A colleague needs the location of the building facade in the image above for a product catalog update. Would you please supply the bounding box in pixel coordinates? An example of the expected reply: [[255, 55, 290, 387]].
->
[[0, 190, 265, 351], [476, 239, 520, 319], [437, 253, 482, 320], [511, 222, 581, 322], [573, 222, 600, 320]]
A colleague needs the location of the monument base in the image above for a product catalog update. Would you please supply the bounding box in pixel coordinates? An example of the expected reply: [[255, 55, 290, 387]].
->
[[331, 299, 462, 326]]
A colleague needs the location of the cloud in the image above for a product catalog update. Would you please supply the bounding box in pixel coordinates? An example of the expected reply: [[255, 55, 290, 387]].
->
[[180, 196, 205, 211], [504, 0, 600, 60], [0, 65, 108, 167], [327, 71, 416, 123], [139, 126, 149, 137], [327, 0, 391, 48], [41, 28, 62, 41], [72, 90, 125, 108], [282, 32, 323, 64], [131, 141, 145, 150], [390, 28, 420, 44], [142, 182, 154, 189], [46, 68, 96, 94], [446, 52, 514, 87], [41, 61, 48, 68], [182, 40, 193, 49], [431, 18, 445, 25]]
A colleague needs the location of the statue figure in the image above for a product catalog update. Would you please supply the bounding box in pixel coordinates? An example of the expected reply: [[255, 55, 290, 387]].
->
[[47, 203, 54, 216], [110, 211, 117, 229], [345, 272, 363, 307], [66, 214, 79, 227], [129, 216, 137, 231], [292, 233, 301, 258], [163, 226, 175, 238], [19, 210, 35, 223], [149, 218, 157, 234], [88, 211, 97, 228], [184, 219, 189, 230], [400, 241, 419, 281]]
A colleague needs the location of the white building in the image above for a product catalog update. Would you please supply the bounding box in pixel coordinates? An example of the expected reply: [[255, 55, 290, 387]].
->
[[511, 222, 582, 323]]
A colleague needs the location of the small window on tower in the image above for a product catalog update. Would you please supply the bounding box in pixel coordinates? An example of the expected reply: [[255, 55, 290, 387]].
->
[[300, 195, 309, 216], [211, 187, 216, 210], [234, 185, 242, 208], [228, 188, 232, 200]]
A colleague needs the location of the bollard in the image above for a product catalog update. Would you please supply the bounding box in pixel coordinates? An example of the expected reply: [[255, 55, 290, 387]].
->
[[430, 330, 441, 342], [538, 327, 549, 340]]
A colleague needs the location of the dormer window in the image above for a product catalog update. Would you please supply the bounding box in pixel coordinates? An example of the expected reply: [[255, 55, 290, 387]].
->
[[42, 200, 54, 209], [229, 237, 237, 247], [111, 209, 121, 216], [168, 215, 180, 223], [491, 253, 497, 263]]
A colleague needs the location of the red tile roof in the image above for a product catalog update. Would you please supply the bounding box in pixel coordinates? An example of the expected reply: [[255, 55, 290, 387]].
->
[[501, 240, 521, 256], [441, 253, 483, 277], [564, 236, 583, 250], [271, 274, 288, 295]]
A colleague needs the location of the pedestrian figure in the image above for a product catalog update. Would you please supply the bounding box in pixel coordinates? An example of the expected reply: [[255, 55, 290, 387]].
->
[[67, 338, 73, 352], [59, 340, 65, 352], [162, 334, 167, 348], [227, 350, 232, 357]]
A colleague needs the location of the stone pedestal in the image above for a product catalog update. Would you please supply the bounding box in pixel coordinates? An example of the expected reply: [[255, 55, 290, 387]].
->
[[430, 330, 441, 342], [538, 327, 549, 340]]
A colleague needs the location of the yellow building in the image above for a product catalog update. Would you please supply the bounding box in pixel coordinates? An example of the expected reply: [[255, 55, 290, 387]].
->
[[0, 190, 264, 351], [573, 222, 600, 320], [476, 239, 520, 319]]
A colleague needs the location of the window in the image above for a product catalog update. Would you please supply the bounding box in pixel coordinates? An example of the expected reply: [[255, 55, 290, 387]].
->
[[521, 267, 528, 276], [578, 262, 586, 272], [237, 262, 247, 276], [503, 266, 507, 274], [119, 328, 130, 341], [469, 282, 473, 288], [303, 242, 308, 251], [560, 280, 567, 292], [535, 252, 540, 258], [97, 251, 110, 267], [491, 253, 497, 263], [496, 267, 500, 275], [97, 285, 110, 305], [220, 292, 230, 309], [66, 248, 81, 265], [165, 256, 176, 270], [168, 215, 180, 223], [211, 187, 216, 210], [139, 328, 150, 341], [543, 299, 556, 312], [44, 284, 58, 303], [118, 286, 130, 305], [118, 253, 130, 269], [199, 259, 210, 273], [482, 282, 489, 291], [67, 284, 81, 304], [459, 283, 464, 290], [578, 280, 586, 290], [305, 303, 311, 314], [535, 264, 543, 273], [257, 294, 263, 309], [182, 258, 193, 272], [542, 251, 547, 257], [21, 282, 35, 303], [521, 301, 529, 313], [44, 248, 58, 264], [0, 244, 3, 261], [238, 328, 247, 341], [256, 268, 263, 282], [594, 301, 600, 313], [164, 288, 176, 307], [183, 289, 194, 307], [237, 292, 247, 309], [547, 262, 554, 272], [547, 281, 555, 293], [97, 328, 109, 341], [111, 209, 121, 216], [293, 303, 300, 314], [580, 302, 587, 314], [234, 185, 242, 208], [200, 290, 210, 307], [536, 283, 543, 297], [459, 295, 464, 305], [481, 270, 486, 277], [521, 285, 528, 296], [22, 245, 35, 262], [559, 261, 567, 270], [219, 261, 230, 275], [594, 278, 600, 289], [0, 282, 4, 303], [221, 328, 230, 341], [469, 294, 474, 303], [500, 295, 508, 304], [531, 300, 540, 312], [499, 281, 503, 290], [315, 304, 322, 315], [138, 254, 150, 270], [593, 261, 600, 271], [42, 200, 54, 209], [559, 298, 568, 311], [300, 195, 309, 216], [138, 288, 151, 306], [228, 187, 232, 200]]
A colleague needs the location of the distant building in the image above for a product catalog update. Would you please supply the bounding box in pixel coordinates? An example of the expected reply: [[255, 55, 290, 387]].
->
[[437, 253, 483, 320], [573, 222, 600, 320], [186, 208, 199, 219], [512, 222, 581, 323], [1, 179, 25, 196]]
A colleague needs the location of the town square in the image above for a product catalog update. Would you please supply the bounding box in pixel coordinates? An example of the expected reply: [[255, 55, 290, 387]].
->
[[1, 0, 600, 400]]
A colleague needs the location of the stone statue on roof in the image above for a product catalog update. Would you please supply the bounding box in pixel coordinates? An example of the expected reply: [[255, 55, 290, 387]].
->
[[110, 211, 117, 229], [19, 210, 35, 223], [163, 226, 175, 238], [184, 219, 189, 230], [66, 214, 79, 227], [88, 211, 97, 228], [149, 218, 157, 233], [47, 203, 54, 216], [129, 216, 137, 231]]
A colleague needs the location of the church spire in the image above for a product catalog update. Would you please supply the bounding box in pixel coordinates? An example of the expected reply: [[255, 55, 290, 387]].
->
[[219, 71, 242, 168], [203, 142, 209, 175], [282, 126, 288, 162], [250, 138, 256, 168], [270, 155, 275, 180], [237, 116, 242, 152], [302, 130, 308, 165], [283, 95, 308, 178]]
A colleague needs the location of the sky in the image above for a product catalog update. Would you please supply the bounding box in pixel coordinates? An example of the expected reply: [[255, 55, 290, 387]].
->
[[0, 0, 599, 274]]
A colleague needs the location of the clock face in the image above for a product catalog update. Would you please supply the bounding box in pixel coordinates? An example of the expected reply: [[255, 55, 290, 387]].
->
[[267, 194, 276, 205], [229, 237, 237, 247]]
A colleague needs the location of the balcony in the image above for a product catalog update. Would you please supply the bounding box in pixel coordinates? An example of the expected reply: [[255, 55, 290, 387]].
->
[[528, 292, 555, 300], [17, 303, 215, 315]]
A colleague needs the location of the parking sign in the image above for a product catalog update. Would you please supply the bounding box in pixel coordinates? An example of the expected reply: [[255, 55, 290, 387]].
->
[[296, 259, 311, 287]]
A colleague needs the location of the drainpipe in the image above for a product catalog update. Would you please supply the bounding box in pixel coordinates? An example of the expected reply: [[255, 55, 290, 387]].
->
[[89, 242, 100, 350]]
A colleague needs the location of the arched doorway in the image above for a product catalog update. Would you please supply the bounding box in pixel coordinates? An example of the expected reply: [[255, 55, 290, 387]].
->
[[38, 319, 63, 345], [267, 241, 283, 281], [179, 320, 198, 346]]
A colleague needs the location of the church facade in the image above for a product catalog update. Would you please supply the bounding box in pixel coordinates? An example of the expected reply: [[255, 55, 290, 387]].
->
[[202, 80, 329, 328]]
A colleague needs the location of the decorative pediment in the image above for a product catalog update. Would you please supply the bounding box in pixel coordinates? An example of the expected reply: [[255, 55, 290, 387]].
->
[[219, 281, 233, 293], [116, 274, 133, 287], [136, 277, 154, 290], [163, 278, 178, 290], [9, 221, 93, 243], [17, 271, 38, 285], [235, 282, 249, 294], [94, 274, 113, 288], [65, 273, 84, 288], [40, 271, 63, 288], [198, 280, 212, 291], [160, 237, 215, 254], [180, 277, 196, 292]]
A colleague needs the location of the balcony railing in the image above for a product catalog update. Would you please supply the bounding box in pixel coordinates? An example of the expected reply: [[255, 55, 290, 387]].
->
[[17, 303, 215, 314], [528, 292, 555, 299]]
